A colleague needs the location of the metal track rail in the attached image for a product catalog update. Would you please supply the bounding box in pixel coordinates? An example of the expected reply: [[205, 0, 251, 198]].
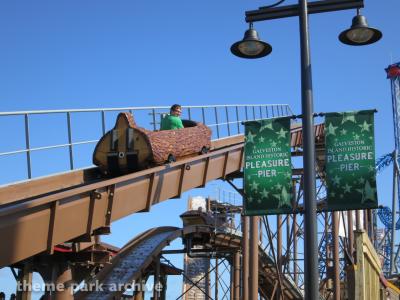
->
[[76, 226, 181, 300], [76, 225, 302, 299]]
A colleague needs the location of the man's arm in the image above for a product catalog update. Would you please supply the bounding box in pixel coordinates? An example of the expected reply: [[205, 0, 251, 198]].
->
[[173, 117, 184, 129]]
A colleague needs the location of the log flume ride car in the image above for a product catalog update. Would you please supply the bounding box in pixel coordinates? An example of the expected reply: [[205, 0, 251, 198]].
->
[[93, 112, 212, 174]]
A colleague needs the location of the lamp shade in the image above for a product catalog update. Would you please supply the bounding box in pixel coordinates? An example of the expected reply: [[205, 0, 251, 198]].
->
[[231, 28, 272, 59], [339, 14, 382, 46]]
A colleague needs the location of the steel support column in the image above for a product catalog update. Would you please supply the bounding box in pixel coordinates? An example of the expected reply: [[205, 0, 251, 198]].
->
[[16, 264, 32, 300], [368, 209, 375, 245], [215, 258, 219, 299], [231, 266, 234, 300], [286, 214, 291, 269], [348, 210, 354, 259], [391, 150, 398, 275], [277, 215, 283, 299], [324, 212, 331, 290], [233, 251, 241, 300], [356, 210, 362, 230], [333, 212, 340, 300], [249, 216, 259, 300], [293, 214, 298, 286], [242, 216, 249, 300], [277, 215, 282, 272], [160, 275, 167, 300], [153, 256, 160, 300], [363, 209, 369, 233]]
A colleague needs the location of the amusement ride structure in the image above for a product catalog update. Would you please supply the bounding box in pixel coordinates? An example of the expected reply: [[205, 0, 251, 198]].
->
[[376, 63, 400, 276], [0, 102, 399, 299]]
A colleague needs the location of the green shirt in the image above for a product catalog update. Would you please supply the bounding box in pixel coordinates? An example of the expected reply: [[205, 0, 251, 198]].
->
[[160, 114, 184, 130]]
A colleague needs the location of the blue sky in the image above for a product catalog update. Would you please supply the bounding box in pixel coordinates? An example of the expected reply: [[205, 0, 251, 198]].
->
[[0, 0, 399, 298]]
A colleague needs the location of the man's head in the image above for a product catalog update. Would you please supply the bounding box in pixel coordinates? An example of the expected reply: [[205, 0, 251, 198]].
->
[[170, 104, 182, 117]]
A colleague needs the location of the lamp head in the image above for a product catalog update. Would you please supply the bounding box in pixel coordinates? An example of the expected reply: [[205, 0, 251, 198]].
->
[[231, 24, 272, 59], [339, 14, 382, 46]]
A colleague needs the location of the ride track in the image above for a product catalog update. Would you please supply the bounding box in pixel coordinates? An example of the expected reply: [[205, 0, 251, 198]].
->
[[74, 223, 304, 300], [0, 123, 324, 298]]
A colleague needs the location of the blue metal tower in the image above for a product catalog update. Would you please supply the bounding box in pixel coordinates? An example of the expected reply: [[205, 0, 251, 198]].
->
[[377, 63, 400, 275]]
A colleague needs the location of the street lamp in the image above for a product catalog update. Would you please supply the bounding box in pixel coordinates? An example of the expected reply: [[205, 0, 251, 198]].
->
[[339, 9, 382, 46], [231, 6, 382, 59], [231, 1, 381, 299], [230, 23, 272, 59]]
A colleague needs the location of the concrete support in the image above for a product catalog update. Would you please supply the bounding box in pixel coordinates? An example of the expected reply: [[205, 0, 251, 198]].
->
[[249, 216, 259, 300], [182, 242, 210, 299]]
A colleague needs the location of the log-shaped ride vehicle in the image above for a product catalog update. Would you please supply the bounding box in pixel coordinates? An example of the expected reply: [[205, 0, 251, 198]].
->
[[93, 112, 212, 174]]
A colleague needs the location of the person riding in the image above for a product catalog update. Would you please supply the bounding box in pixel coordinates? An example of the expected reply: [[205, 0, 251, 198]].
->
[[160, 104, 184, 130]]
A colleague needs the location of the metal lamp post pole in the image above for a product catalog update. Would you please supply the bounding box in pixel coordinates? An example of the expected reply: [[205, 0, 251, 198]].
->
[[239, 1, 374, 298], [298, 0, 319, 298]]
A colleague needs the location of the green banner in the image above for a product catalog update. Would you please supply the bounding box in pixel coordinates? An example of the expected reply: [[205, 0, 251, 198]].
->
[[244, 117, 293, 215], [325, 110, 378, 211]]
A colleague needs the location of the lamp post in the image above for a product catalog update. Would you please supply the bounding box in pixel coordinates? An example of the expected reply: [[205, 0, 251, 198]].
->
[[231, 0, 381, 299]]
